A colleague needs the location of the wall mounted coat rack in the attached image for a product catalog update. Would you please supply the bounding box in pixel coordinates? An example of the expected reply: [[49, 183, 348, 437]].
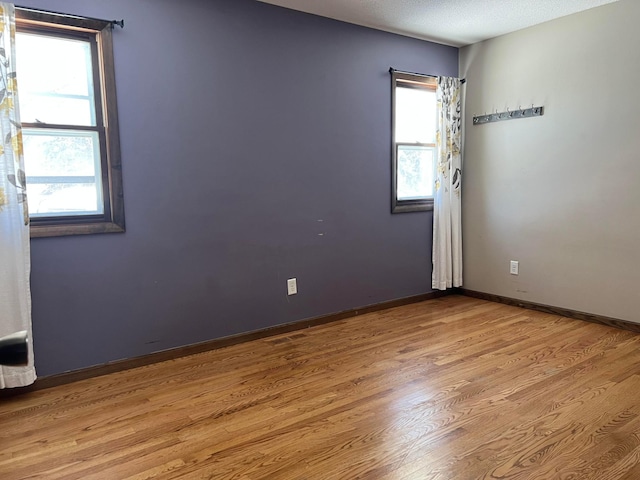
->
[[473, 106, 544, 125]]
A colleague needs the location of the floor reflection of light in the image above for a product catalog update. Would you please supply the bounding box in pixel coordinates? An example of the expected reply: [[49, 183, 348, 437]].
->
[[380, 379, 466, 479]]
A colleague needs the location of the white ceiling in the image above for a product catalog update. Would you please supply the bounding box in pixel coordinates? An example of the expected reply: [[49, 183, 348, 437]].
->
[[256, 0, 620, 47]]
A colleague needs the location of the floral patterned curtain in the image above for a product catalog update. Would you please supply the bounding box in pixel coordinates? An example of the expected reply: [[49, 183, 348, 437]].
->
[[432, 76, 462, 291], [0, 2, 35, 388]]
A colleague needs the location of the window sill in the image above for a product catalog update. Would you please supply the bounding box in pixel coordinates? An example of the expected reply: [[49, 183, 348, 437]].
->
[[392, 199, 434, 213], [30, 221, 125, 238]]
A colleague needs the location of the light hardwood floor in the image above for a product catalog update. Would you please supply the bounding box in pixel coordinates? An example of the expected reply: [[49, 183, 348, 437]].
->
[[2, 295, 640, 479]]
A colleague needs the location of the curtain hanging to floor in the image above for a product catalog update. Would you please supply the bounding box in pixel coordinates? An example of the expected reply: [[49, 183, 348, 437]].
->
[[432, 76, 463, 291], [0, 2, 35, 388]]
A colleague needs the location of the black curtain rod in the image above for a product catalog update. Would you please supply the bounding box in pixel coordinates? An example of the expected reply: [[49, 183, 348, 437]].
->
[[15, 6, 124, 28], [389, 67, 466, 84]]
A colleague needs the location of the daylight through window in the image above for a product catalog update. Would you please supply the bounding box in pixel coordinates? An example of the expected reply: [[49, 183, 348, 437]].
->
[[391, 71, 437, 213], [15, 10, 124, 237]]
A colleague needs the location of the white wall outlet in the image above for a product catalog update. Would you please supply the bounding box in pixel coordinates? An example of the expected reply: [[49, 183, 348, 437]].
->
[[287, 278, 297, 295], [510, 261, 519, 275]]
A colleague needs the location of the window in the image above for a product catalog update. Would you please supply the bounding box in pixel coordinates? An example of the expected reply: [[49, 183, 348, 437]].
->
[[391, 71, 437, 213], [15, 10, 124, 237]]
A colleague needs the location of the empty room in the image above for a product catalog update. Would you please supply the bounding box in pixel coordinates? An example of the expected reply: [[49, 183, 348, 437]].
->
[[1, 0, 639, 478]]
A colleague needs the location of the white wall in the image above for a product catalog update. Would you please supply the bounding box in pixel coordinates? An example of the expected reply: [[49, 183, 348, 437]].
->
[[460, 0, 640, 322]]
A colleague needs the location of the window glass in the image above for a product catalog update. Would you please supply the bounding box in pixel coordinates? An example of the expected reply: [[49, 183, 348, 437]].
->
[[16, 32, 96, 126], [397, 145, 435, 201], [22, 129, 103, 217], [395, 86, 436, 144]]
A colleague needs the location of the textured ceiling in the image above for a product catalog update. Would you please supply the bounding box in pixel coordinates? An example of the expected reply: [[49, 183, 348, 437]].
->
[[256, 0, 620, 47]]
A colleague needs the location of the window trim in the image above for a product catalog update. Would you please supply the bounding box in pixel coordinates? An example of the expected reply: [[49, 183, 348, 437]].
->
[[16, 10, 125, 238], [391, 71, 437, 213]]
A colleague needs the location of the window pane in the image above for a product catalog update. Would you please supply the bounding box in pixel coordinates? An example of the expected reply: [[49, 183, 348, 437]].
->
[[397, 145, 435, 200], [395, 85, 436, 144], [20, 96, 93, 126], [23, 129, 103, 217], [26, 183, 103, 217], [16, 32, 96, 126]]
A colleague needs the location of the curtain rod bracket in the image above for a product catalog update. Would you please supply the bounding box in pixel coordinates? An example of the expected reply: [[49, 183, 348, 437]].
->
[[112, 19, 124, 29]]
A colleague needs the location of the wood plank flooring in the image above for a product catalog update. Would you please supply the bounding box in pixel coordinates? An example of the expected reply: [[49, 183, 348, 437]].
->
[[2, 295, 640, 479]]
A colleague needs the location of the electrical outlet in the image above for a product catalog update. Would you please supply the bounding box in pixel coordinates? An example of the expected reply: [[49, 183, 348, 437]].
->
[[287, 278, 297, 295], [510, 261, 519, 275]]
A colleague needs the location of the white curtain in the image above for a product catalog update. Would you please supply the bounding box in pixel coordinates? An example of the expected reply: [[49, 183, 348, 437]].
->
[[0, 2, 35, 388], [432, 76, 462, 290]]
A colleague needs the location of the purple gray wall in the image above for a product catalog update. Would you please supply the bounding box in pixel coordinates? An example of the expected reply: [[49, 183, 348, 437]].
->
[[21, 0, 458, 376]]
